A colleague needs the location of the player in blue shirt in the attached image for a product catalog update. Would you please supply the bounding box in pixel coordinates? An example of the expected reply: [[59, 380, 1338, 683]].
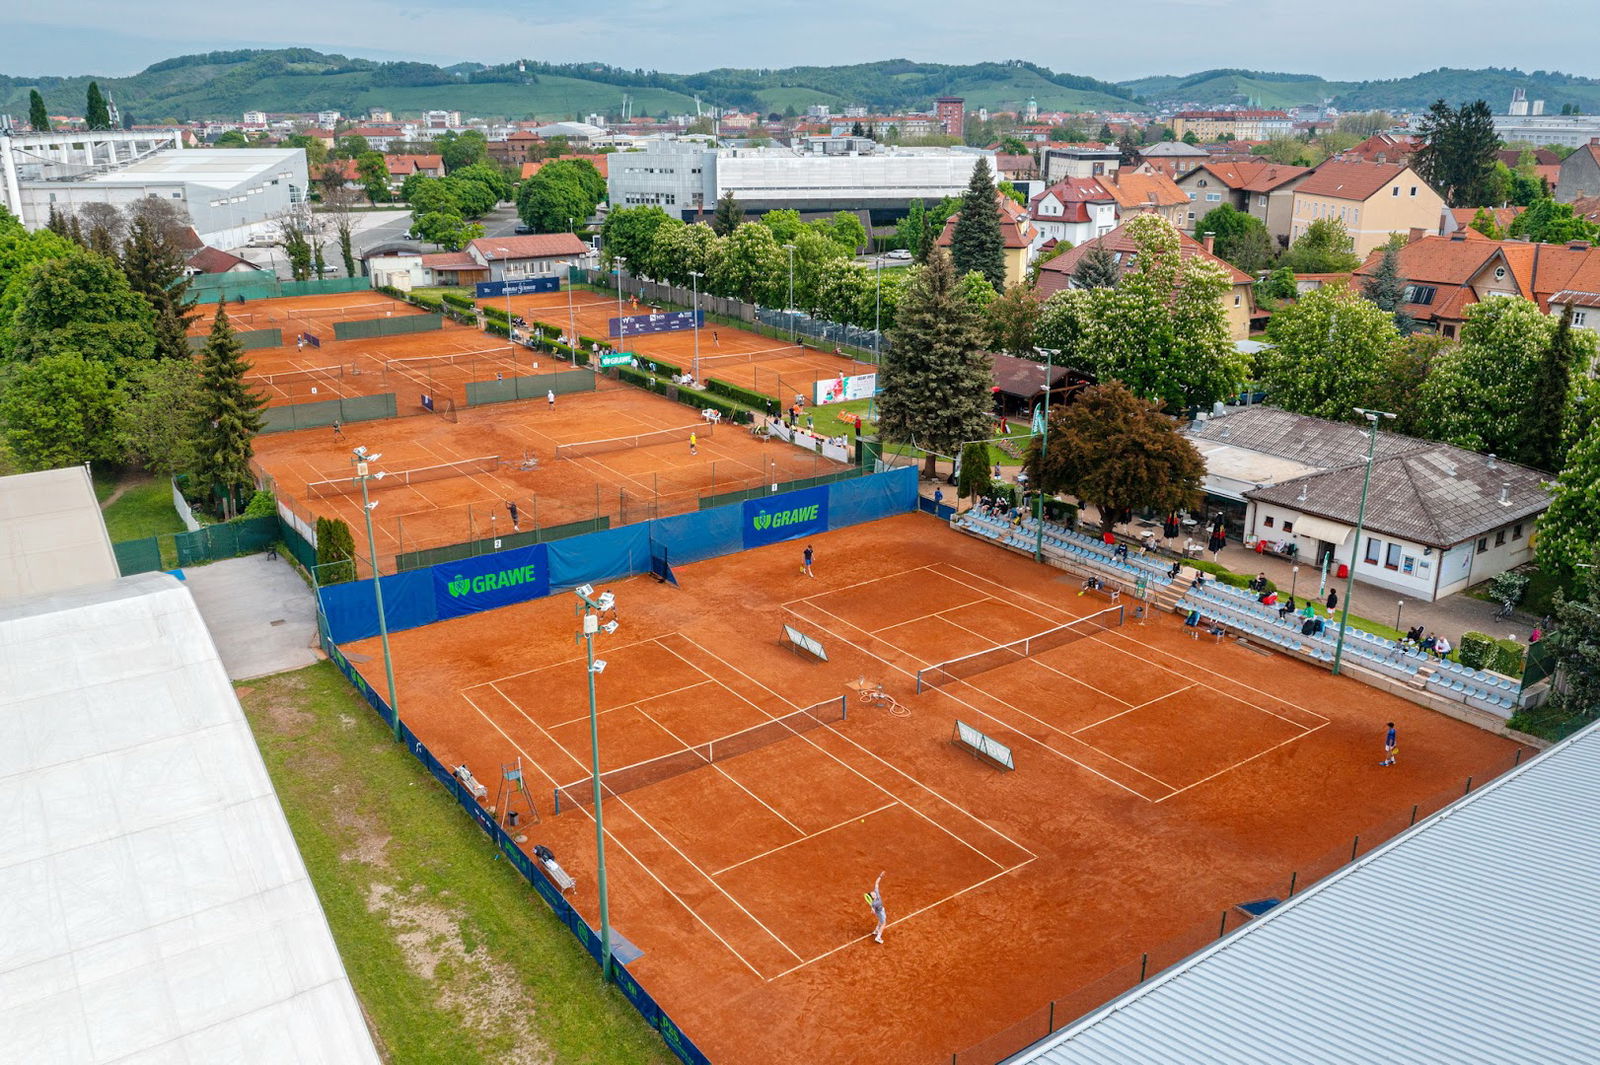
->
[[1381, 722, 1398, 766]]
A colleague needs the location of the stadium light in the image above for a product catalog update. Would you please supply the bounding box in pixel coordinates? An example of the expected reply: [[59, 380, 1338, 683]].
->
[[573, 585, 620, 977], [495, 247, 516, 358], [613, 254, 627, 318], [1330, 407, 1396, 676], [784, 243, 796, 343], [352, 448, 402, 743], [689, 270, 704, 382]]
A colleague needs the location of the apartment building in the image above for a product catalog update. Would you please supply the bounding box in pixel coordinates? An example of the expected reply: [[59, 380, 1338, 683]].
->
[[1288, 161, 1444, 258]]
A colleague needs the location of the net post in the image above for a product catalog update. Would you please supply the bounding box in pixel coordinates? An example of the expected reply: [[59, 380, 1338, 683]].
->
[[1410, 803, 1419, 826], [552, 787, 561, 815], [1464, 776, 1473, 795], [839, 693, 847, 721], [916, 669, 925, 695], [1218, 910, 1228, 938], [1117, 603, 1125, 626], [1288, 870, 1297, 896], [1139, 952, 1148, 981]]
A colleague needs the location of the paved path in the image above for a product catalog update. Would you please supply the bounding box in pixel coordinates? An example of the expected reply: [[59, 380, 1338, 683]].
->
[[182, 553, 323, 680]]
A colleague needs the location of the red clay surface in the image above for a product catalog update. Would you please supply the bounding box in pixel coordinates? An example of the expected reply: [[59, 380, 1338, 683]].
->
[[340, 512, 1528, 1065]]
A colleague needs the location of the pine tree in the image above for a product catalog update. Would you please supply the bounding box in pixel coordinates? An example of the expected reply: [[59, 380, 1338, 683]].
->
[[1070, 243, 1121, 289], [879, 248, 996, 476], [122, 215, 198, 361], [711, 190, 743, 237], [1514, 304, 1588, 472], [1360, 243, 1416, 335], [85, 82, 112, 130], [28, 90, 50, 132], [1098, 123, 1114, 143], [950, 157, 1006, 290], [193, 302, 266, 519], [1412, 99, 1499, 207], [45, 205, 69, 237]]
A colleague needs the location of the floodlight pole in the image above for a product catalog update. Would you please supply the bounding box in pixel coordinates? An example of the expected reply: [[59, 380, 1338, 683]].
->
[[1033, 348, 1059, 563], [1330, 407, 1395, 676], [354, 452, 401, 743], [689, 269, 703, 381], [574, 588, 615, 978], [614, 254, 626, 319], [874, 256, 883, 361], [496, 247, 514, 357], [784, 243, 796, 342], [562, 259, 579, 366]]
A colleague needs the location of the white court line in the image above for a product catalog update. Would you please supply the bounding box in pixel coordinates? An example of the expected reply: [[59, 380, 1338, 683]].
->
[[1155, 722, 1331, 804], [1070, 683, 1200, 735], [1097, 631, 1329, 729], [710, 801, 900, 877], [546, 677, 716, 731], [780, 562, 968, 613], [467, 634, 671, 686], [936, 612, 1133, 709], [489, 681, 592, 778]]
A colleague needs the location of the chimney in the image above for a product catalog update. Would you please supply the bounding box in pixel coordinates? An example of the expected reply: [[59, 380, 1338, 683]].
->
[[1499, 482, 1511, 505], [1202, 231, 1215, 254], [1486, 453, 1498, 470], [1411, 227, 1429, 243]]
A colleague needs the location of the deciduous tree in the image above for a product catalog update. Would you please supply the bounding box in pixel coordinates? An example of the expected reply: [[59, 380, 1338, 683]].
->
[[192, 303, 266, 519], [1418, 295, 1557, 452], [709, 222, 784, 305], [1280, 218, 1360, 273], [1507, 198, 1600, 245], [516, 159, 605, 233], [2, 250, 155, 365], [0, 353, 120, 469], [600, 205, 673, 272], [121, 214, 197, 361], [986, 283, 1040, 355], [1258, 284, 1399, 422], [950, 157, 1006, 290], [117, 357, 202, 476], [1195, 204, 1275, 274], [355, 151, 391, 204]]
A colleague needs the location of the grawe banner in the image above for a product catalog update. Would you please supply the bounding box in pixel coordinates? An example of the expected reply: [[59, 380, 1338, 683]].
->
[[475, 277, 560, 298], [741, 486, 830, 549], [433, 543, 551, 620], [814, 372, 878, 406]]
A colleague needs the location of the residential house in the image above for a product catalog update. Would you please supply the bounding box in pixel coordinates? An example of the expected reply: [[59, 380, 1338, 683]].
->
[[1027, 177, 1119, 250], [1136, 141, 1211, 177], [1496, 147, 1562, 191], [1171, 110, 1293, 142], [420, 251, 487, 286], [465, 234, 592, 283], [387, 154, 445, 182], [1175, 160, 1309, 245], [993, 153, 1040, 182], [1442, 206, 1524, 236], [1040, 145, 1121, 183], [935, 192, 1037, 287], [1033, 223, 1256, 339], [1341, 132, 1423, 165], [488, 131, 546, 167], [519, 155, 610, 181], [1096, 166, 1189, 229], [185, 246, 269, 276], [1288, 161, 1445, 258], [1556, 141, 1600, 202], [342, 125, 410, 151]]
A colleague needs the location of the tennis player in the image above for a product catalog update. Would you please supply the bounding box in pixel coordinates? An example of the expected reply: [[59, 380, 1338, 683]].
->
[[866, 872, 887, 943], [690, 431, 698, 455], [1381, 722, 1398, 766], [802, 545, 815, 579]]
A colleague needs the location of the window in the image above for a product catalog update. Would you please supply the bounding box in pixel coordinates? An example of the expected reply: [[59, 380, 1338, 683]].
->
[[1385, 543, 1402, 570], [1496, 530, 1507, 547], [1263, 516, 1275, 528], [1477, 538, 1488, 554], [1365, 537, 1382, 564], [1198, 179, 1208, 187], [1187, 192, 1197, 201], [1206, 193, 1222, 202], [1392, 186, 1400, 196], [1575, 310, 1588, 327], [1410, 186, 1418, 197], [1281, 521, 1294, 533], [1513, 523, 1524, 539], [1234, 294, 1242, 306], [1402, 284, 1437, 306], [1188, 211, 1196, 221], [1443, 324, 1457, 338]]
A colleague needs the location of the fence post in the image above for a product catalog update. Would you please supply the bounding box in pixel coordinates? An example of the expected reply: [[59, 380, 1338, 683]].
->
[[1218, 910, 1228, 938], [1464, 776, 1473, 795], [1410, 803, 1419, 826], [1139, 952, 1148, 981], [1350, 835, 1360, 861], [1288, 871, 1297, 897], [1514, 748, 1522, 765], [1048, 1001, 1055, 1030]]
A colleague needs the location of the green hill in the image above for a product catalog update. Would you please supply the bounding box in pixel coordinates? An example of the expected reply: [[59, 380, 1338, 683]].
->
[[1117, 66, 1600, 113]]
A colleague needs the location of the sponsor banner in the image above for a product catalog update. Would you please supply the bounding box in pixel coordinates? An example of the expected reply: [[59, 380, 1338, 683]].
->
[[598, 351, 634, 368], [433, 543, 550, 620], [814, 372, 878, 406], [475, 277, 560, 298], [607, 309, 703, 338], [742, 486, 830, 549]]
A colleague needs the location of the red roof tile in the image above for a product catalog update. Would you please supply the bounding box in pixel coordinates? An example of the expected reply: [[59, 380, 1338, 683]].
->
[[421, 252, 481, 270], [1293, 161, 1415, 201], [1033, 222, 1252, 298], [468, 234, 589, 260], [188, 247, 266, 274]]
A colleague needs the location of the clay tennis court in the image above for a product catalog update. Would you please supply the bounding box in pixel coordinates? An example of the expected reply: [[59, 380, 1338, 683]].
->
[[251, 378, 849, 573], [511, 288, 877, 402], [337, 511, 1527, 1065]]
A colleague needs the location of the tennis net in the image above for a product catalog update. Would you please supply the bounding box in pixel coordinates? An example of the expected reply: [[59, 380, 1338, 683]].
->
[[916, 605, 1125, 693], [552, 695, 847, 813], [384, 348, 512, 372], [304, 454, 500, 500], [259, 364, 345, 386], [693, 344, 796, 368], [555, 422, 714, 460]]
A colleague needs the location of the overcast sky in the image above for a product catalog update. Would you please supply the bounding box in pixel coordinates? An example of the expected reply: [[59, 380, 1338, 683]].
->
[[3, 1, 1595, 82]]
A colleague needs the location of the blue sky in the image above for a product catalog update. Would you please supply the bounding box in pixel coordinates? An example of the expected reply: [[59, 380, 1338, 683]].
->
[[1, 1, 1593, 82]]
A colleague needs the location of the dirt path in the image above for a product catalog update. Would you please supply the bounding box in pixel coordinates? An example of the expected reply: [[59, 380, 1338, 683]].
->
[[98, 475, 152, 510]]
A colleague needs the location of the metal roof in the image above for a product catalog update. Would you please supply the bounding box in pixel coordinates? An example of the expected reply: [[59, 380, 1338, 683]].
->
[[0, 466, 119, 601], [1009, 721, 1600, 1065]]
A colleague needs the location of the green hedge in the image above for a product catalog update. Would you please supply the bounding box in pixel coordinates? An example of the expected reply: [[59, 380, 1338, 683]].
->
[[707, 377, 777, 410], [483, 304, 510, 322], [442, 292, 476, 312], [485, 319, 511, 338], [1491, 638, 1525, 676], [1459, 631, 1494, 670], [1188, 558, 1273, 592], [673, 386, 751, 424], [377, 284, 403, 299], [409, 292, 444, 311], [637, 356, 681, 377], [618, 366, 665, 393]]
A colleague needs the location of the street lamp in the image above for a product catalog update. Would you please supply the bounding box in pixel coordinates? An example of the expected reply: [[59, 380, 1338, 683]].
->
[[495, 247, 514, 356], [689, 269, 703, 382], [1033, 348, 1057, 563], [573, 584, 619, 977], [352, 447, 401, 743], [1331, 407, 1396, 676], [784, 243, 797, 343], [1291, 564, 1300, 600], [1395, 599, 1404, 633]]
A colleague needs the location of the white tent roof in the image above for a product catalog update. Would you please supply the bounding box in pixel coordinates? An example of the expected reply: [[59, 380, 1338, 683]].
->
[[0, 466, 119, 601], [0, 573, 380, 1064], [1008, 721, 1600, 1065]]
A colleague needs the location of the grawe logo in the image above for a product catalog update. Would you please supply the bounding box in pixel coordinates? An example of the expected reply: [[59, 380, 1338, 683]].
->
[[447, 564, 538, 597], [753, 503, 821, 531]]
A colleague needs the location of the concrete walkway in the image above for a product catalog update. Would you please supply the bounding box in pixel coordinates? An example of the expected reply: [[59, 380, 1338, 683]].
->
[[181, 553, 323, 680]]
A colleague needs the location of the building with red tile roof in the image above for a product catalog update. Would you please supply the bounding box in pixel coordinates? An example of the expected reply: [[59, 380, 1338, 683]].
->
[[465, 234, 593, 283], [1028, 177, 1119, 250], [1096, 167, 1189, 229], [1288, 161, 1444, 258], [1341, 132, 1423, 165], [1175, 160, 1310, 244], [1556, 142, 1600, 203], [935, 192, 1037, 286]]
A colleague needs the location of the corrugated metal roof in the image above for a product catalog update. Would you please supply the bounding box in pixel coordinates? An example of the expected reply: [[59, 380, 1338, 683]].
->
[[1010, 722, 1600, 1065]]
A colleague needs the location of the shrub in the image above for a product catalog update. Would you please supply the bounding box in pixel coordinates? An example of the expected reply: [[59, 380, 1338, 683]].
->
[[482, 304, 510, 322], [957, 441, 991, 498], [618, 366, 665, 393], [409, 292, 444, 311], [314, 516, 356, 584], [485, 319, 510, 338], [638, 356, 681, 377], [706, 377, 774, 410], [1491, 638, 1526, 676], [441, 292, 476, 311], [672, 385, 751, 424], [1044, 499, 1077, 525], [243, 489, 276, 518], [1489, 570, 1529, 609], [376, 284, 404, 299], [1458, 631, 1495, 670]]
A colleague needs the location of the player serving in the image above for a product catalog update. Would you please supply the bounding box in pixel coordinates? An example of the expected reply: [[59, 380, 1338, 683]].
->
[[866, 871, 887, 943]]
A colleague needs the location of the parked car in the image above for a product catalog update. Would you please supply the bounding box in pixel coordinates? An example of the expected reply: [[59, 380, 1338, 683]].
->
[[886, 248, 912, 260], [513, 223, 534, 235]]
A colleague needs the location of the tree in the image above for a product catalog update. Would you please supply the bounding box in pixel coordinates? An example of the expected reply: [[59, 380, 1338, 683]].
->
[[1418, 295, 1560, 452], [709, 222, 784, 305], [275, 210, 316, 281], [1527, 552, 1600, 726], [1117, 129, 1141, 166], [711, 190, 744, 237], [1195, 204, 1275, 274], [192, 303, 266, 519], [322, 188, 360, 276], [451, 162, 514, 204], [355, 151, 390, 205], [957, 441, 992, 499], [1097, 123, 1114, 143], [121, 214, 197, 361], [0, 353, 121, 469], [413, 210, 481, 251], [281, 133, 329, 169], [987, 283, 1040, 355], [1257, 284, 1400, 422], [1360, 243, 1416, 335], [2, 250, 155, 365], [822, 210, 868, 254], [117, 357, 203, 476], [600, 205, 673, 272], [950, 158, 1006, 290], [1280, 218, 1360, 273], [1411, 99, 1499, 207], [1181, 130, 1200, 146], [334, 134, 371, 159], [1508, 198, 1600, 245], [85, 82, 112, 130], [997, 180, 1027, 207], [28, 90, 50, 132], [1515, 305, 1594, 472], [315, 516, 357, 584], [437, 130, 488, 173], [1027, 381, 1205, 536], [214, 129, 249, 148], [895, 200, 929, 259], [77, 202, 127, 258], [1537, 424, 1600, 584], [1336, 111, 1394, 136], [1070, 243, 1121, 289], [879, 248, 995, 477], [1468, 207, 1503, 239], [759, 208, 805, 246], [1259, 137, 1320, 167], [516, 159, 604, 233]]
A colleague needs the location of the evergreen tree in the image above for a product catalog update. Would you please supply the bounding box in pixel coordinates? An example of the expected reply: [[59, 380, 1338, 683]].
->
[[45, 205, 69, 238], [85, 81, 112, 130], [28, 90, 50, 132], [1514, 304, 1588, 472], [1360, 243, 1416, 335], [1116, 129, 1140, 165], [193, 302, 266, 519], [711, 190, 744, 237], [122, 215, 197, 361], [950, 158, 1006, 290], [1070, 243, 1121, 289], [879, 248, 996, 476], [1098, 123, 1114, 143], [1411, 99, 1499, 207], [315, 517, 357, 584]]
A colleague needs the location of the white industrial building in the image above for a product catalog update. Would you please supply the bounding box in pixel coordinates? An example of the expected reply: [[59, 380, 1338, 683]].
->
[[1491, 88, 1600, 148], [608, 137, 994, 219], [0, 130, 307, 246]]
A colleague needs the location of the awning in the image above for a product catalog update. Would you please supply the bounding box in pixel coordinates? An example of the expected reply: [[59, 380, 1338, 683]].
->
[[1292, 513, 1353, 545]]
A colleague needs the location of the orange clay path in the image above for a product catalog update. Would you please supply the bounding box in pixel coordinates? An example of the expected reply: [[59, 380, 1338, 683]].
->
[[339, 511, 1527, 1065]]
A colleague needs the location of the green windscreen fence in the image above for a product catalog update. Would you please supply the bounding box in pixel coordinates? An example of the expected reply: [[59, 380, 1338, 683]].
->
[[173, 516, 279, 567], [190, 327, 285, 351], [698, 468, 865, 510], [333, 313, 443, 341], [464, 369, 596, 407], [395, 516, 610, 572], [261, 393, 398, 433], [114, 538, 164, 575], [188, 274, 370, 302], [278, 514, 318, 574]]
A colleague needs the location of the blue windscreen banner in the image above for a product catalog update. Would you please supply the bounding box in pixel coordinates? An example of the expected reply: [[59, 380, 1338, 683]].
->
[[741, 486, 829, 549], [475, 277, 560, 298], [607, 309, 703, 339], [433, 543, 550, 621]]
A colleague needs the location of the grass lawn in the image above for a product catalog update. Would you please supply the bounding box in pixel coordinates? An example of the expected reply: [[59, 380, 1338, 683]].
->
[[798, 402, 1032, 468], [1467, 568, 1573, 620], [97, 475, 187, 543], [237, 664, 672, 1065], [409, 285, 475, 301]]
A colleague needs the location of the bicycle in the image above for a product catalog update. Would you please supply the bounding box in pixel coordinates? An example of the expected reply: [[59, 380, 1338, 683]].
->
[[1493, 599, 1516, 620]]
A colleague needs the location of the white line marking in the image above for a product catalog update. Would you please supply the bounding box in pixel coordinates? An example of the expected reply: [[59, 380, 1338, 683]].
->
[[710, 801, 900, 876]]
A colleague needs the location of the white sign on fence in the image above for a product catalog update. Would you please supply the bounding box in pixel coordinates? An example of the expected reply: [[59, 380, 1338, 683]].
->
[[814, 372, 878, 406]]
